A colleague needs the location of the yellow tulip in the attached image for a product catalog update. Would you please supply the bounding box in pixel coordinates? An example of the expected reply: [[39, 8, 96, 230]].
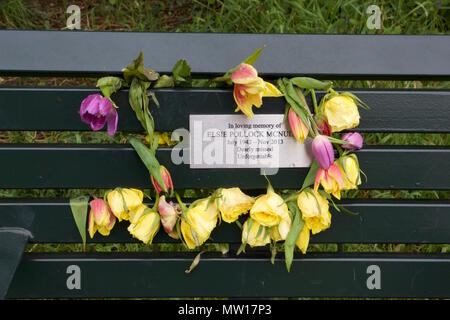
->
[[217, 187, 255, 223], [128, 203, 147, 224], [323, 95, 360, 132], [127, 208, 160, 244], [297, 189, 332, 234], [181, 198, 219, 249], [339, 155, 362, 190], [296, 226, 310, 254], [242, 218, 271, 248], [250, 190, 289, 228], [106, 188, 143, 222]]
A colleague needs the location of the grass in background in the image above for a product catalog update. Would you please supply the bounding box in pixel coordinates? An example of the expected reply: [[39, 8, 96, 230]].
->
[[0, 0, 449, 257]]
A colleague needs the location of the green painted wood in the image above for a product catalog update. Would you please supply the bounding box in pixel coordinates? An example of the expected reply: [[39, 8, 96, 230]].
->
[[0, 145, 448, 190], [0, 199, 449, 244], [1, 88, 449, 133], [1, 31, 450, 79], [6, 253, 450, 298]]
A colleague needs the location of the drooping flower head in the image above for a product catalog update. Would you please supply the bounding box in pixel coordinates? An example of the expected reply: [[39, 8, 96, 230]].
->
[[230, 63, 283, 118], [158, 195, 181, 239], [127, 204, 160, 244], [314, 162, 344, 199], [323, 94, 360, 132], [312, 135, 334, 170], [88, 198, 116, 238], [341, 132, 363, 150], [80, 94, 118, 136], [181, 197, 219, 249], [216, 187, 254, 223]]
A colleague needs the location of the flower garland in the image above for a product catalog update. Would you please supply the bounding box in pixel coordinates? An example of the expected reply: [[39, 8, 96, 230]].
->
[[74, 48, 368, 271]]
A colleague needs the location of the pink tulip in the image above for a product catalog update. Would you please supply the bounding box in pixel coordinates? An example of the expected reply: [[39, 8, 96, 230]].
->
[[88, 198, 116, 238], [288, 108, 309, 144], [151, 165, 174, 194], [158, 195, 181, 239], [341, 132, 363, 150], [312, 135, 334, 169]]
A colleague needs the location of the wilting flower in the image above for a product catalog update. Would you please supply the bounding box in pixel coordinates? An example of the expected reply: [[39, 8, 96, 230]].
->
[[106, 188, 144, 222], [158, 195, 181, 239], [288, 108, 309, 144], [151, 165, 174, 194], [242, 218, 271, 248], [216, 187, 255, 223], [312, 135, 334, 169], [315, 115, 332, 136], [341, 132, 363, 150], [88, 198, 116, 238], [80, 94, 118, 136], [270, 211, 292, 242], [296, 225, 310, 254], [181, 198, 219, 249], [250, 189, 289, 229], [338, 154, 362, 190], [127, 205, 160, 244], [297, 189, 331, 235], [323, 94, 360, 132], [231, 63, 283, 118], [314, 162, 344, 199]]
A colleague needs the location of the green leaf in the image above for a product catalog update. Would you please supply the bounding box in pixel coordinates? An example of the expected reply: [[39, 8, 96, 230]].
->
[[153, 75, 175, 88], [128, 136, 167, 192], [291, 77, 333, 90], [278, 78, 314, 134], [129, 78, 145, 127], [122, 51, 159, 84], [69, 196, 89, 251], [172, 59, 191, 83], [242, 45, 265, 65], [96, 76, 123, 97], [284, 201, 305, 272], [301, 160, 320, 190]]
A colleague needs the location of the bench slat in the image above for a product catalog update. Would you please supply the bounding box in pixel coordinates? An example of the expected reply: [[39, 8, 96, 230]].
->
[[1, 31, 449, 79], [1, 88, 449, 133], [0, 145, 448, 189], [6, 253, 450, 298], [1, 199, 449, 244]]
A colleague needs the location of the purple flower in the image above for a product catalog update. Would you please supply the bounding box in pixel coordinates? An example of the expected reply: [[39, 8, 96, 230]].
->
[[80, 94, 118, 136], [341, 132, 363, 150], [312, 135, 334, 169]]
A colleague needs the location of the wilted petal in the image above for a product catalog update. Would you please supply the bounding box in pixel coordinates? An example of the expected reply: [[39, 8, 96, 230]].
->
[[262, 81, 283, 97], [106, 107, 118, 136]]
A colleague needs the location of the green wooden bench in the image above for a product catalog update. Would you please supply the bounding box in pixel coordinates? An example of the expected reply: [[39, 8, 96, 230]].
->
[[0, 31, 449, 299]]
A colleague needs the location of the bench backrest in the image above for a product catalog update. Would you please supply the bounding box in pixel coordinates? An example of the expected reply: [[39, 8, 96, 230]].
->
[[0, 31, 449, 298]]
